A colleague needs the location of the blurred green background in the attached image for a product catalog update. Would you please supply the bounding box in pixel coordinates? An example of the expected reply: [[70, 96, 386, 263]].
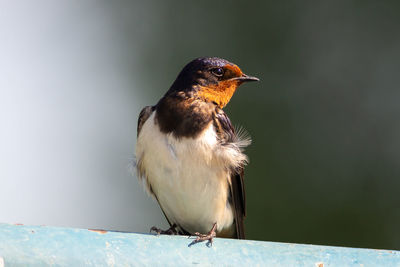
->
[[1, 1, 400, 250]]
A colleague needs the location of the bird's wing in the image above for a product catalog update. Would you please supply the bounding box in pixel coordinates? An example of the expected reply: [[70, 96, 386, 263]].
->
[[214, 110, 246, 239], [136, 105, 184, 232], [137, 106, 154, 137]]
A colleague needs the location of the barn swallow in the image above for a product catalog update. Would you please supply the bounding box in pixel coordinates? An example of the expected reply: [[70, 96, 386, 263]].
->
[[135, 57, 259, 244]]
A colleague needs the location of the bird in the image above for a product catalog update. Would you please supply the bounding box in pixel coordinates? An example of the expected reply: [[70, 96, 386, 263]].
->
[[135, 57, 259, 244]]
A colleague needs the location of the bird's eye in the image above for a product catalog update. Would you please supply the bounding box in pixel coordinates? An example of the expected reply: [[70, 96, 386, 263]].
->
[[211, 68, 224, 77]]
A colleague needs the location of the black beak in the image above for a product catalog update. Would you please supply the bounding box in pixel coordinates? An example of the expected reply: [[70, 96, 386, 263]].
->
[[234, 73, 260, 82]]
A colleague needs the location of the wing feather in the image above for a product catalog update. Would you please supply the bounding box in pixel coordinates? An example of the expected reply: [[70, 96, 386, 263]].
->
[[214, 110, 247, 239], [137, 106, 179, 230], [137, 106, 154, 137]]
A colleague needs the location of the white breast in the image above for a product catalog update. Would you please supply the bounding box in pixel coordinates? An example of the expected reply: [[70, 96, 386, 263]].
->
[[136, 112, 248, 234]]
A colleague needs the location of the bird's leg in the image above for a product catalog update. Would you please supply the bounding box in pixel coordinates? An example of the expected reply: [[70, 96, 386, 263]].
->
[[193, 222, 217, 246], [150, 223, 178, 235]]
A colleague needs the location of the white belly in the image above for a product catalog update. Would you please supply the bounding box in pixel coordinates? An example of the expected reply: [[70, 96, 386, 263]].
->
[[136, 113, 234, 234]]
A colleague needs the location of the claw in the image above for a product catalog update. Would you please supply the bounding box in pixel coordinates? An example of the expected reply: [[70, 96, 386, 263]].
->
[[150, 226, 162, 235], [191, 223, 217, 247], [150, 224, 178, 235]]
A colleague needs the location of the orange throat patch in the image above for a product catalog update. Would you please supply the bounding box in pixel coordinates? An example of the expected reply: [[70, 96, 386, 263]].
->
[[197, 80, 240, 108]]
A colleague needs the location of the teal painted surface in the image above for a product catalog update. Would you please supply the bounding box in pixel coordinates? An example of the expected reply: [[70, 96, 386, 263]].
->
[[0, 223, 399, 266]]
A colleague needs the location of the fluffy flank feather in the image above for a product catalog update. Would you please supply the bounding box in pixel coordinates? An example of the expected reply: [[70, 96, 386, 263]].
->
[[234, 125, 252, 150]]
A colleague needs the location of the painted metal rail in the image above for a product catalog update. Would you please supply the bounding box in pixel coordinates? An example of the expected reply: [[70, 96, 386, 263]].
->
[[0, 223, 399, 266]]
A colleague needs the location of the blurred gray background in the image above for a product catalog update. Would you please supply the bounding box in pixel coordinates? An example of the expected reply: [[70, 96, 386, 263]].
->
[[1, 1, 399, 250]]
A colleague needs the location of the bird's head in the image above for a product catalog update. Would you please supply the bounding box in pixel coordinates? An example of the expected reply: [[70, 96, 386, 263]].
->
[[168, 57, 259, 108]]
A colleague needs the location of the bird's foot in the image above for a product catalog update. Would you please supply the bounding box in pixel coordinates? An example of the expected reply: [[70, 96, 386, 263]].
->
[[189, 223, 217, 247], [150, 224, 178, 235]]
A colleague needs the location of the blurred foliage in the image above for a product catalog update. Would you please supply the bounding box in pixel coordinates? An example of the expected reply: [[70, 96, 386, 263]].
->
[[109, 0, 400, 249]]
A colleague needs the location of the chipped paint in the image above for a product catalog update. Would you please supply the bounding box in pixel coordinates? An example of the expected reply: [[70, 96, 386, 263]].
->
[[88, 229, 108, 234]]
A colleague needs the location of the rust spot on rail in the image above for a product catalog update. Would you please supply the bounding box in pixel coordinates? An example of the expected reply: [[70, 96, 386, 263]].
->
[[88, 229, 108, 234]]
